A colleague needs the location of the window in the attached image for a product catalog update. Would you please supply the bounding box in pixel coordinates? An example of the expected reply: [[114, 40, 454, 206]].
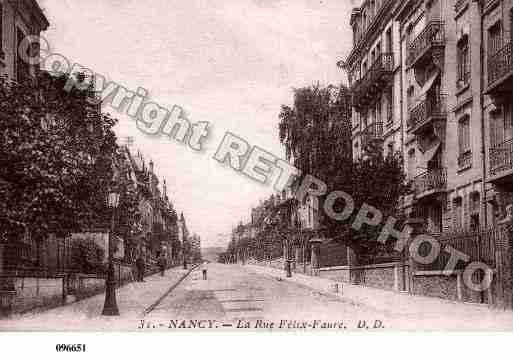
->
[[0, 2, 3, 58], [408, 149, 416, 179], [458, 115, 470, 155], [407, 86, 414, 110], [488, 22, 502, 56], [470, 192, 480, 231], [386, 28, 392, 53], [457, 36, 470, 86], [375, 99, 381, 123], [16, 27, 31, 82], [386, 87, 393, 124], [511, 9, 513, 43], [453, 197, 463, 230], [490, 104, 513, 148], [387, 142, 394, 157]]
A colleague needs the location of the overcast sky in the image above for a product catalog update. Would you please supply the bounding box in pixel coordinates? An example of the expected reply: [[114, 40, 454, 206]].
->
[[39, 0, 356, 248]]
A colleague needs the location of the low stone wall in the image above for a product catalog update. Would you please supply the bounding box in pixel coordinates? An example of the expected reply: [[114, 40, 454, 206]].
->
[[411, 270, 489, 304], [10, 277, 63, 314], [0, 263, 161, 317], [351, 263, 399, 291], [319, 266, 350, 283]]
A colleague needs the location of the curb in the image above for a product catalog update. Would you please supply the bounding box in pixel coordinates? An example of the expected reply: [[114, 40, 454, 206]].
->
[[142, 264, 201, 316]]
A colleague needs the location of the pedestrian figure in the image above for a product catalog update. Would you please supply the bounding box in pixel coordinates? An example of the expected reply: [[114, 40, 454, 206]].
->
[[158, 254, 167, 277], [202, 269, 207, 280], [136, 254, 146, 282]]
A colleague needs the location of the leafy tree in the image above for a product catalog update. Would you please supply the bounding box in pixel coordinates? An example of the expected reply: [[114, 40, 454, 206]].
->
[[278, 83, 408, 261], [279, 84, 352, 185], [0, 72, 118, 242]]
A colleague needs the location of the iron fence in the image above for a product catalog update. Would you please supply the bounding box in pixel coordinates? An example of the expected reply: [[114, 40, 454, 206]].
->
[[416, 228, 502, 271]]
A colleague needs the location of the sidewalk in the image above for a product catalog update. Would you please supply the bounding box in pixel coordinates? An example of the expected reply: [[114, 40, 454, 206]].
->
[[0, 266, 198, 331], [246, 264, 513, 319]]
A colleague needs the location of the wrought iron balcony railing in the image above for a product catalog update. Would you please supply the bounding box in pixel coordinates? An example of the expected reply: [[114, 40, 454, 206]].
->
[[407, 94, 447, 133], [490, 138, 513, 177], [454, 0, 468, 13], [413, 168, 447, 197], [488, 41, 513, 87], [406, 21, 445, 67], [361, 122, 383, 146], [352, 53, 394, 111]]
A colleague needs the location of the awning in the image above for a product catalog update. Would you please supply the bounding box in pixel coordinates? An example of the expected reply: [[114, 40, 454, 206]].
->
[[420, 69, 440, 97], [422, 141, 441, 165]]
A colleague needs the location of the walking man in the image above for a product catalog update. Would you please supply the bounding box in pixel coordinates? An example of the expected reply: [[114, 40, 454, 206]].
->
[[158, 253, 167, 277], [136, 254, 146, 282]]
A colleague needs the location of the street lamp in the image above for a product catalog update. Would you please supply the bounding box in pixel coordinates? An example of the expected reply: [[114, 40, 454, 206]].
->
[[102, 190, 120, 316]]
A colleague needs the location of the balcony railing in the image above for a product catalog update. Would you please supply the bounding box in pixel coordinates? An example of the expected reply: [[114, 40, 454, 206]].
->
[[352, 53, 394, 111], [406, 21, 445, 67], [454, 0, 468, 13], [490, 138, 513, 177], [413, 168, 447, 197], [361, 122, 383, 146], [407, 94, 447, 133], [488, 41, 513, 87]]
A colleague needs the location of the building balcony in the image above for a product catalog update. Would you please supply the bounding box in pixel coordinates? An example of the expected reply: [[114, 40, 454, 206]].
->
[[413, 168, 447, 199], [489, 138, 513, 184], [406, 21, 445, 69], [454, 0, 468, 13], [352, 53, 394, 112], [361, 122, 383, 147], [407, 94, 447, 134], [486, 41, 513, 95]]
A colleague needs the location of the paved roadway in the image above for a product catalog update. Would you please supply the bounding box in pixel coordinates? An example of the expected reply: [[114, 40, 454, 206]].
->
[[144, 263, 513, 330], [4, 263, 513, 330], [144, 263, 388, 330]]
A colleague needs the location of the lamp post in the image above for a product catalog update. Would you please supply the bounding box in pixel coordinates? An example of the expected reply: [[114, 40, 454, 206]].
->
[[102, 190, 120, 316]]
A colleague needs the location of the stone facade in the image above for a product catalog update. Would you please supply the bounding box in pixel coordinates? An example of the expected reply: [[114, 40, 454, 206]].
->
[[343, 0, 513, 234]]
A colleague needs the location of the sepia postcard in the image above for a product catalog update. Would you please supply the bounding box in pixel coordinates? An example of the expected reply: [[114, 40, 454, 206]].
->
[[1, 0, 513, 355]]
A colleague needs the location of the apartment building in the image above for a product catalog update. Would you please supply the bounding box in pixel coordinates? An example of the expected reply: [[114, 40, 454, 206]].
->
[[344, 0, 402, 162], [482, 0, 513, 226], [0, 0, 49, 81], [397, 0, 486, 233], [343, 0, 506, 234]]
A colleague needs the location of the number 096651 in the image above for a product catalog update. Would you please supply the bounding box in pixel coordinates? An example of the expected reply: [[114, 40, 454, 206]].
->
[[55, 344, 86, 353]]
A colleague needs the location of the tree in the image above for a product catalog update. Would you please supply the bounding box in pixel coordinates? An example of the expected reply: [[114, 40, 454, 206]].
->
[[279, 84, 352, 186], [0, 72, 118, 241], [278, 83, 408, 261]]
